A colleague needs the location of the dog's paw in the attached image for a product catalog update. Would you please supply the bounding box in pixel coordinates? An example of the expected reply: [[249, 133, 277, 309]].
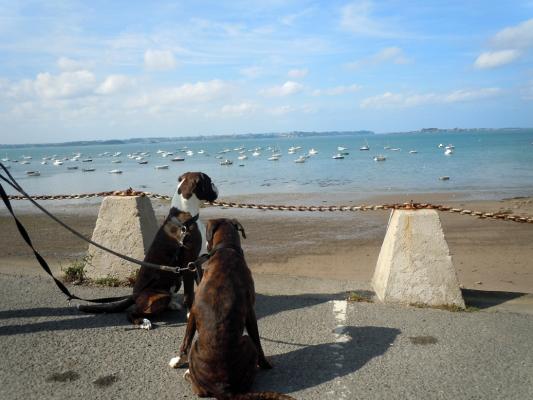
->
[[169, 354, 188, 369]]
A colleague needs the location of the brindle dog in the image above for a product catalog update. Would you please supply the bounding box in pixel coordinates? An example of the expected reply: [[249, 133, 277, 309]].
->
[[171, 219, 294, 400]]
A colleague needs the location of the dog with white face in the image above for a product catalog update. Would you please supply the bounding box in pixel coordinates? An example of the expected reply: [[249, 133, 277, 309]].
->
[[171, 172, 219, 257]]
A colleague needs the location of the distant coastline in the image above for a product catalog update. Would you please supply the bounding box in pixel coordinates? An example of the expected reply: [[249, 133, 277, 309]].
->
[[0, 127, 530, 149]]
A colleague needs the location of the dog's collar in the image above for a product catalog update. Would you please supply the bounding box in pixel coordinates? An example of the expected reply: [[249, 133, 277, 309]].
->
[[187, 242, 243, 272], [169, 213, 199, 232]]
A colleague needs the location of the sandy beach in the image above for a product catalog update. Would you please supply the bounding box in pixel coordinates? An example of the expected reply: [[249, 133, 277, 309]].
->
[[1, 191, 532, 294]]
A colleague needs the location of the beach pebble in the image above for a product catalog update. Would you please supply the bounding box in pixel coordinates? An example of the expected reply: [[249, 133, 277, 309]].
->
[[475, 281, 483, 285]]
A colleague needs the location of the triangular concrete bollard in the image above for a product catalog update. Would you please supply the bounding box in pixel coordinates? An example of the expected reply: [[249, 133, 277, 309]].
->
[[372, 209, 465, 309], [85, 196, 159, 281]]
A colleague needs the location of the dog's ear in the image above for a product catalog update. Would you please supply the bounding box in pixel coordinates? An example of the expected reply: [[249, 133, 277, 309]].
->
[[231, 219, 246, 239], [206, 219, 221, 244]]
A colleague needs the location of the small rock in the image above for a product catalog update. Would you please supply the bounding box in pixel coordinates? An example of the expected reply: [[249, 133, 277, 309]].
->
[[475, 281, 483, 285]]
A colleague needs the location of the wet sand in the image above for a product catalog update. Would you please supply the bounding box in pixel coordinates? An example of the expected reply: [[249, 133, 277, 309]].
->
[[1, 192, 532, 293]]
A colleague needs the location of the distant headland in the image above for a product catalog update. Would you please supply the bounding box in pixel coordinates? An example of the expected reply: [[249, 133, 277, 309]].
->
[[0, 127, 530, 149]]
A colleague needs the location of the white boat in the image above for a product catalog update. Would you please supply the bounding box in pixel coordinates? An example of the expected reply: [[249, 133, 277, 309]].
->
[[439, 176, 450, 181], [409, 150, 418, 154], [215, 155, 223, 159], [438, 143, 444, 148], [332, 154, 344, 159], [373, 155, 386, 161], [20, 160, 30, 165], [81, 158, 93, 162], [108, 169, 123, 174], [390, 148, 401, 151], [220, 159, 233, 166], [308, 148, 319, 155], [359, 140, 370, 151], [337, 146, 348, 151], [53, 160, 63, 166], [197, 150, 205, 154], [186, 150, 194, 156], [82, 168, 95, 172], [252, 151, 261, 157], [445, 144, 455, 150], [171, 157, 185, 162], [444, 148, 453, 156], [138, 160, 148, 164], [67, 166, 78, 170], [112, 152, 122, 157], [238, 155, 248, 160], [294, 156, 306, 163], [26, 171, 40, 176], [111, 160, 122, 163], [41, 161, 47, 165], [22, 155, 32, 160], [268, 156, 280, 161], [155, 165, 169, 169]]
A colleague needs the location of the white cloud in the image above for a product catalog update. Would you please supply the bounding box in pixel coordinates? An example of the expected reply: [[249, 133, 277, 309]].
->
[[220, 102, 256, 115], [491, 18, 533, 49], [288, 68, 308, 78], [313, 84, 361, 96], [340, 1, 401, 38], [96, 75, 133, 95], [57, 57, 87, 71], [260, 81, 303, 97], [474, 50, 521, 69], [34, 70, 97, 99], [126, 79, 231, 109], [474, 19, 533, 69], [144, 49, 177, 71], [360, 88, 502, 109], [347, 47, 410, 69], [240, 66, 263, 79]]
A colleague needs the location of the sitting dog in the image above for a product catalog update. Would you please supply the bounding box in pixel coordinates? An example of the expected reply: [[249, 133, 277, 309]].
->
[[77, 172, 218, 323], [170, 219, 294, 399]]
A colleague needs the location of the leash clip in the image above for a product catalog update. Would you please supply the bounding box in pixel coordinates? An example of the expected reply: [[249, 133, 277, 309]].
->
[[186, 262, 197, 272]]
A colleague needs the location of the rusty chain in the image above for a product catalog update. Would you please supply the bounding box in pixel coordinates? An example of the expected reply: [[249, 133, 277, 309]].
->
[[5, 189, 533, 224]]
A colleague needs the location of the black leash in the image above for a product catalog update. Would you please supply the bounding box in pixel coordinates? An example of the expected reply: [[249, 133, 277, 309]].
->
[[0, 162, 192, 303]]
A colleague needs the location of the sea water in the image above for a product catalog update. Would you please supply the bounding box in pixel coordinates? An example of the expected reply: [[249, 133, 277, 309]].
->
[[1, 130, 533, 200]]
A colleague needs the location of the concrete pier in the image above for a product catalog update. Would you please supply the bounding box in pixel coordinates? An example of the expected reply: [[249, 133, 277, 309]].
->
[[85, 196, 158, 281], [372, 209, 465, 309]]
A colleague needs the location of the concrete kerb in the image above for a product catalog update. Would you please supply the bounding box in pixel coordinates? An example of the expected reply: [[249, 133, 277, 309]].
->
[[372, 209, 466, 309], [84, 196, 158, 281]]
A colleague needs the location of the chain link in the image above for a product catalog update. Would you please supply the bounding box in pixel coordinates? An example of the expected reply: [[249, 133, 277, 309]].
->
[[6, 189, 533, 224]]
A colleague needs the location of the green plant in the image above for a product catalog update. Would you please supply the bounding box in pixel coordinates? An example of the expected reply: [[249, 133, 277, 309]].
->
[[62, 257, 89, 284], [94, 276, 122, 287], [346, 291, 373, 303]]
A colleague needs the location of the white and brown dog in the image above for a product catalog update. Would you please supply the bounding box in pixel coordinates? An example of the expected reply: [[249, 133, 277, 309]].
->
[[77, 172, 218, 323]]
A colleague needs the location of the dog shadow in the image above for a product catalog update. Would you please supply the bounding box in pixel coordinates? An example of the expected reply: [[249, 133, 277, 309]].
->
[[0, 305, 188, 336], [255, 292, 346, 322], [254, 325, 400, 394]]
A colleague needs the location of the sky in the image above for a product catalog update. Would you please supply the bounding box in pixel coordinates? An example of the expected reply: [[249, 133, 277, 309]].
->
[[0, 0, 532, 144]]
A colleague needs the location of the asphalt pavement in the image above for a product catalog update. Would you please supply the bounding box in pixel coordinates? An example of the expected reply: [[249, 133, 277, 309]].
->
[[1, 271, 532, 400]]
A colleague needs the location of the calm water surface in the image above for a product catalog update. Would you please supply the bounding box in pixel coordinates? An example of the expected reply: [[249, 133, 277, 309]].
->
[[2, 130, 533, 200]]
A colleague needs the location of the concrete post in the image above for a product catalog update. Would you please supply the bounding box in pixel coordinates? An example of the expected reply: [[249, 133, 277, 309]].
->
[[372, 209, 465, 309], [84, 196, 159, 281]]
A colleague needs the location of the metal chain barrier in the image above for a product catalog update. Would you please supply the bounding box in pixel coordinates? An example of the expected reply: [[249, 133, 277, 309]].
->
[[5, 189, 533, 224]]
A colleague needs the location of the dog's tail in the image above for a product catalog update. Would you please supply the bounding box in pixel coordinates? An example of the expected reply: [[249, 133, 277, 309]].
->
[[223, 393, 296, 400], [77, 296, 134, 314]]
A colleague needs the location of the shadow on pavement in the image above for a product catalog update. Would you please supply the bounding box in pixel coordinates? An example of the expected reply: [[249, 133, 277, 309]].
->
[[462, 288, 529, 309], [0, 305, 188, 336], [255, 292, 347, 321], [255, 326, 400, 394]]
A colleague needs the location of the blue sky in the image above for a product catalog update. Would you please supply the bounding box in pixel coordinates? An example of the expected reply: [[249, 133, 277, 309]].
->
[[0, 1, 532, 144]]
